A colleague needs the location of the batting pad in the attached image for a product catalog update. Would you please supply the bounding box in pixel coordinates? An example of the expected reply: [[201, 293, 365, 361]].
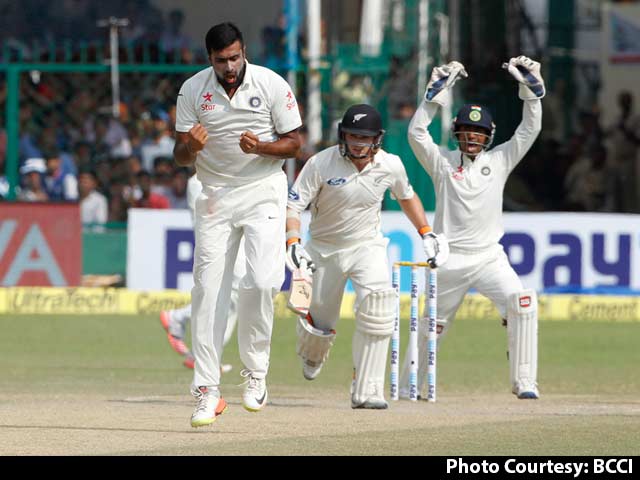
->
[[352, 330, 390, 405], [355, 288, 396, 336], [296, 316, 336, 366], [507, 289, 538, 390]]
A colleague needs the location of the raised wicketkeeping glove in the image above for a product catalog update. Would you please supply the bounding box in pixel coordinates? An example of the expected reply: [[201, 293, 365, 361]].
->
[[423, 232, 450, 268], [285, 241, 316, 276], [425, 61, 468, 107], [503, 55, 546, 100]]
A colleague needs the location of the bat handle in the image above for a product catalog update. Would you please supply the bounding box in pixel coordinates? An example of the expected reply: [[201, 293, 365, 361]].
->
[[501, 62, 510, 70]]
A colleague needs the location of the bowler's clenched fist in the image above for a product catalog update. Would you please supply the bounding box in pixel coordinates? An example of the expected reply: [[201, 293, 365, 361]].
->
[[239, 131, 260, 154], [188, 124, 208, 154]]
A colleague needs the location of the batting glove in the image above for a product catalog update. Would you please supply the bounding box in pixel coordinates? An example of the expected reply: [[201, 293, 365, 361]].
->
[[423, 232, 450, 268], [425, 61, 468, 107], [286, 241, 316, 276], [503, 55, 546, 100]]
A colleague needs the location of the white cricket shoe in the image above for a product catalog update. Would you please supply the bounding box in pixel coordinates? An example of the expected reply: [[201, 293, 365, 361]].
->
[[513, 381, 540, 400], [190, 386, 227, 428], [240, 369, 268, 412], [302, 359, 323, 380]]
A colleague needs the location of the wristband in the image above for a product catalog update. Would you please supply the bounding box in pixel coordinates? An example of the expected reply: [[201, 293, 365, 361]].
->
[[418, 225, 432, 236]]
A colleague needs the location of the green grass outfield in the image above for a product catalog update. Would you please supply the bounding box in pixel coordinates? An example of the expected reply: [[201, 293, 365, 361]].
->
[[0, 311, 638, 455]]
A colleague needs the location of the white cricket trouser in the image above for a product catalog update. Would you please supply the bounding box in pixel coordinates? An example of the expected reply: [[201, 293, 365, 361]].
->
[[305, 239, 390, 331], [436, 244, 523, 331], [191, 172, 287, 388]]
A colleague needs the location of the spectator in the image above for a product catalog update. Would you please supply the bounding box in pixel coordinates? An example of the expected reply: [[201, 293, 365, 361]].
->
[[18, 158, 49, 202], [160, 9, 192, 56], [132, 170, 169, 209], [165, 167, 190, 209], [151, 156, 174, 196], [140, 110, 175, 171], [43, 149, 78, 201], [604, 91, 640, 212], [78, 169, 108, 229]]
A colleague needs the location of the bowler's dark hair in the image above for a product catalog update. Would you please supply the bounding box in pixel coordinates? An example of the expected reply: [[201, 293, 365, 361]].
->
[[205, 22, 244, 54]]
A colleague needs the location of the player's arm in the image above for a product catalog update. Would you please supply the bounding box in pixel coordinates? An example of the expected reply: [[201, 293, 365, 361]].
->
[[285, 156, 322, 274], [497, 56, 544, 171], [390, 156, 448, 267], [398, 194, 449, 268], [239, 129, 301, 158], [408, 61, 467, 176], [174, 125, 208, 166]]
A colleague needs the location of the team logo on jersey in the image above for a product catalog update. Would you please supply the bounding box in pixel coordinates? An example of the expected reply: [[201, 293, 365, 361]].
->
[[481, 166, 491, 176], [327, 177, 347, 186], [288, 189, 300, 200], [249, 96, 262, 108], [286, 91, 297, 111], [469, 111, 482, 122]]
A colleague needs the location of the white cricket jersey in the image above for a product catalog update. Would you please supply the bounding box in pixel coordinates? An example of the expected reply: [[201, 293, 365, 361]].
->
[[287, 146, 415, 253], [408, 99, 542, 252], [175, 62, 302, 187]]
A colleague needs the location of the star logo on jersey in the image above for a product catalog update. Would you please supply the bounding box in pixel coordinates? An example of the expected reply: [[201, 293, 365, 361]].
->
[[202, 92, 213, 102], [452, 165, 464, 181]]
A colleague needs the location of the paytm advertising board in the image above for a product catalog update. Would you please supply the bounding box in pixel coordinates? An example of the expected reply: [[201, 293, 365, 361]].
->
[[0, 203, 81, 286], [127, 209, 640, 293]]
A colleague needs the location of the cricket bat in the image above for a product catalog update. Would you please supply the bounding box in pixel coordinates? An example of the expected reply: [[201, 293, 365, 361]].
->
[[287, 266, 313, 316]]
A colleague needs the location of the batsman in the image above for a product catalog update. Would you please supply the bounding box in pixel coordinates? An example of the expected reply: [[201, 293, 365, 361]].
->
[[286, 104, 449, 409], [406, 56, 544, 399]]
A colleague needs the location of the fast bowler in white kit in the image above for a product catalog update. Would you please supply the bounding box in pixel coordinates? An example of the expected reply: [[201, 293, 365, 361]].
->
[[407, 56, 544, 399], [286, 104, 448, 409], [159, 173, 243, 373], [174, 22, 302, 427]]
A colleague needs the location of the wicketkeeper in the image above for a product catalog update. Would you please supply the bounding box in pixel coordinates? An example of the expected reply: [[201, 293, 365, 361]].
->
[[286, 104, 449, 409], [406, 56, 544, 399]]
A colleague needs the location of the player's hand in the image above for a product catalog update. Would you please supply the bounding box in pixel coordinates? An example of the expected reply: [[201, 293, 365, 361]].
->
[[286, 241, 315, 276], [422, 232, 449, 268], [239, 131, 261, 154], [503, 56, 546, 100], [188, 124, 208, 154], [425, 61, 468, 107]]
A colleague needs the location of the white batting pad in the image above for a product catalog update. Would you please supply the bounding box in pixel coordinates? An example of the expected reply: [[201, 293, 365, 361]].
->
[[352, 330, 390, 406], [356, 288, 396, 336], [507, 289, 538, 392], [296, 316, 335, 367]]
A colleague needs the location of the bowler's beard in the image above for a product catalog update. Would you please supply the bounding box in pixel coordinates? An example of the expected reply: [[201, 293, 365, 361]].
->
[[217, 63, 246, 90]]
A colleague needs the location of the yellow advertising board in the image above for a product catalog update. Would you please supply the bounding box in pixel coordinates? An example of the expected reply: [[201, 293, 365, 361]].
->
[[0, 288, 637, 323]]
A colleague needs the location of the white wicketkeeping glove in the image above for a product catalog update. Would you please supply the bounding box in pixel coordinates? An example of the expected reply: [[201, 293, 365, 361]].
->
[[503, 55, 546, 100], [425, 61, 468, 107], [286, 241, 316, 276], [422, 232, 450, 268]]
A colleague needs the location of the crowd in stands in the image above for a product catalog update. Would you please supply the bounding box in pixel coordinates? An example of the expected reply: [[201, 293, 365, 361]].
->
[[1, 4, 640, 225]]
